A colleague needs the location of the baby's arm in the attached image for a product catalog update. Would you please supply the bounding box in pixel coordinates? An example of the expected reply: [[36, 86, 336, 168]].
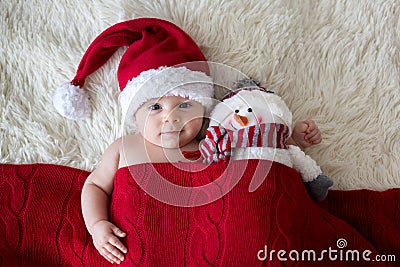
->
[[81, 138, 127, 264], [287, 119, 322, 150]]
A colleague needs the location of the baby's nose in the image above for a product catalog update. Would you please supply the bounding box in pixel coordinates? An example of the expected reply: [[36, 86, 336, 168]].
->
[[163, 110, 181, 123]]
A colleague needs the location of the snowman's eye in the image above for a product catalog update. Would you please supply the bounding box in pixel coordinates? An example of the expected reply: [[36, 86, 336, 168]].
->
[[235, 109, 239, 113], [247, 108, 253, 112]]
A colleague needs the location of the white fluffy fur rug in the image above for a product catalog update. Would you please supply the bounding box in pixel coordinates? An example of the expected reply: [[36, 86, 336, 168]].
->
[[1, 0, 399, 190]]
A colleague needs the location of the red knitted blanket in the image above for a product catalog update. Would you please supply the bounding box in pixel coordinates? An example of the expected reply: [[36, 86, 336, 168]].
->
[[0, 162, 398, 266]]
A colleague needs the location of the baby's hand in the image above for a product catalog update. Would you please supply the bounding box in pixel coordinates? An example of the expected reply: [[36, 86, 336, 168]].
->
[[291, 119, 322, 150], [91, 220, 127, 264]]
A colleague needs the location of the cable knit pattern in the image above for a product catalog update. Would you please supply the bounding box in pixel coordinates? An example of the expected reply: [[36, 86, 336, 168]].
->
[[187, 164, 230, 266], [0, 163, 399, 266], [0, 164, 106, 266], [109, 165, 149, 265]]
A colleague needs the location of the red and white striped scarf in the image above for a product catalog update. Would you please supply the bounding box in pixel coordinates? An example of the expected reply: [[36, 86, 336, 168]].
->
[[200, 123, 290, 163]]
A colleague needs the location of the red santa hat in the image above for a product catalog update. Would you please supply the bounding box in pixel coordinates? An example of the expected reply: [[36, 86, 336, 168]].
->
[[53, 18, 214, 125]]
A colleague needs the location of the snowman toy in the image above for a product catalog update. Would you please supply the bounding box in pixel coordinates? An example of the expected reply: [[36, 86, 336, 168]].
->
[[200, 78, 333, 202]]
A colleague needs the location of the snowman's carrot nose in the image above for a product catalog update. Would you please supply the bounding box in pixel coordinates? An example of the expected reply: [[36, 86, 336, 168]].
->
[[234, 113, 248, 126]]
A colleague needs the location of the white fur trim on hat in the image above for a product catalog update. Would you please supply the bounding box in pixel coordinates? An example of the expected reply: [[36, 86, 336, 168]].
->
[[119, 66, 214, 126], [53, 82, 91, 120]]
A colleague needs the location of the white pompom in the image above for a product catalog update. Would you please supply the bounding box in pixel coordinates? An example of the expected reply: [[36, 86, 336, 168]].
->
[[53, 82, 91, 120]]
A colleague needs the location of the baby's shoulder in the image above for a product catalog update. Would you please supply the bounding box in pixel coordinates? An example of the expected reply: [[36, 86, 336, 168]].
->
[[116, 134, 148, 168], [110, 134, 144, 153], [104, 134, 140, 153], [116, 134, 143, 145]]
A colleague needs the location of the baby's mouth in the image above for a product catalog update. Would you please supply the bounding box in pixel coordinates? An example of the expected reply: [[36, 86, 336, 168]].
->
[[161, 130, 181, 135]]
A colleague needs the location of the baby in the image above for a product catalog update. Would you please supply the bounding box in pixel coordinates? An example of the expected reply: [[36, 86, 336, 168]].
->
[[81, 94, 205, 264], [52, 18, 322, 264], [81, 94, 321, 264]]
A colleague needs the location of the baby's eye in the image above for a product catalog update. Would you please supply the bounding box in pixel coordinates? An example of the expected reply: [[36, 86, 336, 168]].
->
[[235, 109, 240, 113], [179, 102, 192, 108], [247, 108, 253, 112], [149, 103, 161, 110]]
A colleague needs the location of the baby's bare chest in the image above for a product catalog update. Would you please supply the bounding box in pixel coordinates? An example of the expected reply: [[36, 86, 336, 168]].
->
[[118, 136, 195, 167]]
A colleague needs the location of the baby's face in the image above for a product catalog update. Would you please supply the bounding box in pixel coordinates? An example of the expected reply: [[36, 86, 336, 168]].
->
[[135, 96, 205, 149]]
